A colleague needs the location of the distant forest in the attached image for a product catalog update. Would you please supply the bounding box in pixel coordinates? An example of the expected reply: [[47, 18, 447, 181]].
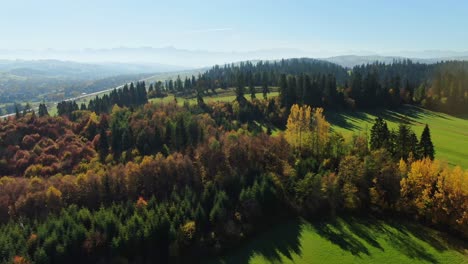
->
[[155, 58, 468, 115]]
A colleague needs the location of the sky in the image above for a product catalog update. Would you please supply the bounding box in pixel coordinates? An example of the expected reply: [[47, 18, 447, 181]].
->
[[1, 0, 467, 54]]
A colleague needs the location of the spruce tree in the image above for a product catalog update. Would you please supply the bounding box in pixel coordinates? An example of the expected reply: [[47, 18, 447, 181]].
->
[[419, 124, 435, 159], [249, 83, 256, 100], [235, 73, 246, 102], [396, 124, 411, 160], [370, 117, 390, 150], [38, 103, 49, 117], [15, 103, 21, 119], [262, 72, 269, 99], [98, 128, 109, 162]]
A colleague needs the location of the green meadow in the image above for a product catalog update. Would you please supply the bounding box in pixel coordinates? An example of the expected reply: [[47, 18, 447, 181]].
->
[[149, 88, 279, 106], [212, 216, 467, 264], [326, 105, 468, 168]]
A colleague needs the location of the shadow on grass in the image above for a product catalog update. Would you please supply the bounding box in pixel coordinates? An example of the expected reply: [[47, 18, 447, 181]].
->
[[211, 219, 302, 264], [384, 218, 467, 254], [311, 216, 467, 264], [328, 105, 456, 133], [210, 216, 467, 264], [311, 218, 371, 257], [327, 110, 374, 131], [380, 105, 452, 125]]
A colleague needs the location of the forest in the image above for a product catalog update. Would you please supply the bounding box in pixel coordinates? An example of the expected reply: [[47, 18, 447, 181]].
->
[[151, 58, 468, 115], [0, 66, 466, 263]]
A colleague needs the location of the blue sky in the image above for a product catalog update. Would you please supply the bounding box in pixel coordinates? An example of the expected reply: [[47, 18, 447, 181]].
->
[[1, 0, 467, 53]]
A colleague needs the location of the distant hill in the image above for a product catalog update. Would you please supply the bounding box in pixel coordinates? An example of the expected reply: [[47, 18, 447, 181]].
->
[[0, 47, 312, 68], [323, 55, 405, 68], [323, 55, 468, 68], [0, 60, 190, 105], [0, 60, 189, 79], [2, 47, 468, 69]]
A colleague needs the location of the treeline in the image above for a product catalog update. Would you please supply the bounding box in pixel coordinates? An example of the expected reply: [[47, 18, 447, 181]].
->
[[157, 58, 468, 114], [278, 73, 340, 109], [150, 59, 348, 98], [0, 98, 466, 263], [86, 81, 148, 114], [10, 58, 468, 120], [56, 81, 148, 117]]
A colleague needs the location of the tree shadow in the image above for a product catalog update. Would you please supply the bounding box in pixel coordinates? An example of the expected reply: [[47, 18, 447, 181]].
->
[[376, 104, 468, 128], [384, 218, 468, 254], [328, 105, 460, 135], [209, 216, 468, 264], [346, 217, 384, 251], [310, 218, 371, 257], [211, 219, 303, 264], [326, 110, 373, 132], [384, 227, 439, 262], [309, 216, 453, 264]]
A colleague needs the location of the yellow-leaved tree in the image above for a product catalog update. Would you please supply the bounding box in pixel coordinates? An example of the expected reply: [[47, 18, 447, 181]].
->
[[285, 104, 330, 157], [400, 158, 440, 218], [400, 158, 468, 237], [285, 104, 312, 154]]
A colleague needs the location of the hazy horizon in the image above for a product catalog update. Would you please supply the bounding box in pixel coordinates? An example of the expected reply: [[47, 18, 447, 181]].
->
[[1, 1, 468, 59], [2, 46, 468, 68]]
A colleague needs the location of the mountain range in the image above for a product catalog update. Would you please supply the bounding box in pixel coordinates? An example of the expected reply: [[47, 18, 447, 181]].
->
[[1, 47, 468, 68]]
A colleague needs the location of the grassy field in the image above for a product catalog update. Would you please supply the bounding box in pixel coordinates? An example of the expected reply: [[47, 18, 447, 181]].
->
[[212, 217, 467, 264], [149, 88, 279, 106], [326, 105, 468, 168]]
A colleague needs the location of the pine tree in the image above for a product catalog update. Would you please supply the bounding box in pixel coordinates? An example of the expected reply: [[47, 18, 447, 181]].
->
[[38, 103, 49, 117], [419, 124, 435, 159], [98, 128, 109, 162], [396, 124, 411, 160], [23, 103, 31, 116], [370, 117, 390, 150], [262, 72, 269, 99], [235, 73, 246, 102], [15, 103, 21, 119], [279, 74, 288, 107], [249, 83, 256, 100]]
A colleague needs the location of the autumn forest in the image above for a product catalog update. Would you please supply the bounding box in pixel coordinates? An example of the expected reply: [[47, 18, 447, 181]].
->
[[0, 58, 466, 263]]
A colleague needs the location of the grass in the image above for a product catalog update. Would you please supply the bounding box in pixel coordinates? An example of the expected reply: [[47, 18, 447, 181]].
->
[[149, 88, 279, 106], [211, 216, 467, 264], [326, 105, 468, 168]]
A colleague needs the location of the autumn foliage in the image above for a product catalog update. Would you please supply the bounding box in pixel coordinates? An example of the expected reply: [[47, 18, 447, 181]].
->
[[0, 99, 466, 263]]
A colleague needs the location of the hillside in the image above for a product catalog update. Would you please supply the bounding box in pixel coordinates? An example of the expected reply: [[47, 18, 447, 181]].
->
[[149, 89, 467, 169], [0, 60, 189, 106], [327, 105, 468, 168]]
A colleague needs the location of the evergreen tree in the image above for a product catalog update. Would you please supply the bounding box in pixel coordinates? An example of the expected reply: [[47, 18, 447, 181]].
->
[[15, 103, 21, 119], [98, 128, 109, 162], [370, 117, 390, 150], [249, 83, 256, 100], [419, 124, 435, 159], [235, 73, 246, 102], [408, 131, 420, 160], [262, 72, 269, 99], [23, 103, 31, 116], [38, 103, 49, 117], [279, 74, 288, 107]]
